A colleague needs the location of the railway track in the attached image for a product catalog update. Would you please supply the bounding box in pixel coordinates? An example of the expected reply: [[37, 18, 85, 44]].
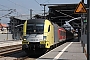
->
[[0, 40, 67, 60], [0, 44, 37, 60], [0, 44, 22, 55], [0, 51, 36, 60]]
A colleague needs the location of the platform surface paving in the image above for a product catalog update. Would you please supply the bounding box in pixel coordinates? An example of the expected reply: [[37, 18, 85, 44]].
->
[[37, 41, 87, 60], [0, 40, 22, 47]]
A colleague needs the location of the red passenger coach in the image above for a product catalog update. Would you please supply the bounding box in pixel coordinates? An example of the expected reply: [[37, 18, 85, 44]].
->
[[58, 28, 66, 42]]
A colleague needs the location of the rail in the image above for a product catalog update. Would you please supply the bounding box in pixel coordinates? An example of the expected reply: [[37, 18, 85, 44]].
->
[[0, 44, 22, 55]]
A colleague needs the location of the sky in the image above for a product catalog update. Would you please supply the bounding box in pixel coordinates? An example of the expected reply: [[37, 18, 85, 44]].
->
[[0, 0, 87, 24]]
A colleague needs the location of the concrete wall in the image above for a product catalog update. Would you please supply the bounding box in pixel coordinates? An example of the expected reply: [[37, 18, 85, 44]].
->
[[0, 34, 13, 41], [0, 28, 7, 34]]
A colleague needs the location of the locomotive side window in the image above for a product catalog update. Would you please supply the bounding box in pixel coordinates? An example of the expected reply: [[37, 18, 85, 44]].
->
[[48, 25, 50, 32]]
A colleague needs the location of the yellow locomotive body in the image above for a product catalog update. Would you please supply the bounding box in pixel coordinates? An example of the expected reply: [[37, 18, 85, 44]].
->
[[40, 19, 54, 48], [22, 19, 63, 55], [22, 19, 54, 49]]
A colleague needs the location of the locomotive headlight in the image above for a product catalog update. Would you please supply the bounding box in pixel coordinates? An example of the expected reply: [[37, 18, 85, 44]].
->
[[24, 39, 26, 40], [23, 36, 27, 40], [43, 36, 46, 40]]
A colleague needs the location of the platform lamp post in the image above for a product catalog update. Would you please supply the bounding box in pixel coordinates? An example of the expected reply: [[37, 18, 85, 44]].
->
[[87, 0, 90, 59], [7, 27, 8, 40], [30, 9, 32, 19], [80, 0, 85, 53]]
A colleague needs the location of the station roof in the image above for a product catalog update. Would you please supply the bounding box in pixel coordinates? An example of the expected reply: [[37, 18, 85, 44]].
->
[[0, 23, 8, 28], [48, 3, 87, 29], [9, 16, 26, 28]]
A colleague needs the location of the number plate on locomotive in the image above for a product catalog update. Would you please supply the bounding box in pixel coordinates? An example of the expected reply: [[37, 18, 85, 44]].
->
[[22, 41, 29, 44], [40, 41, 45, 44]]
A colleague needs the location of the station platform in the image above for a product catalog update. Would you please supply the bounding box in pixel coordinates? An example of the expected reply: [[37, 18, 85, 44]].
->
[[0, 40, 22, 47], [36, 39, 87, 60]]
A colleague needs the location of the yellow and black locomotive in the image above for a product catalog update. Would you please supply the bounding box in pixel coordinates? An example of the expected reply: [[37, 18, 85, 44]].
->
[[22, 19, 74, 55]]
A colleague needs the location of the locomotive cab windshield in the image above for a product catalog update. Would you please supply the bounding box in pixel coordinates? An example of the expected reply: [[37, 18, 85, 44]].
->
[[22, 19, 45, 43], [26, 23, 44, 34]]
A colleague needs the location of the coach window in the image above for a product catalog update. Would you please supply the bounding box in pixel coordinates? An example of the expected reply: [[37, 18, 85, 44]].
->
[[60, 31, 62, 36], [63, 31, 64, 36], [48, 25, 50, 32], [62, 31, 63, 36], [64, 32, 66, 36]]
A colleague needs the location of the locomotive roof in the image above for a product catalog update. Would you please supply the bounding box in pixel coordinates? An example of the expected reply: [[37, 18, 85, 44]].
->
[[28, 19, 45, 20], [27, 19, 45, 23]]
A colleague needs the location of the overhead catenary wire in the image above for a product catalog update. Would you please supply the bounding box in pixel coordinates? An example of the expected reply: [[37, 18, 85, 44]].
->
[[32, 0, 45, 15], [7, 0, 44, 16], [8, 0, 43, 11], [34, 0, 48, 16], [34, 0, 40, 5], [59, 11, 75, 18], [34, 0, 43, 8], [7, 0, 30, 11], [13, 12, 48, 17], [0, 4, 9, 9], [0, 9, 14, 11], [0, 8, 2, 9], [0, 0, 48, 18], [7, 0, 36, 15], [0, 5, 21, 18], [43, 0, 50, 3], [55, 10, 75, 18], [0, 5, 15, 18], [0, 11, 13, 18]]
